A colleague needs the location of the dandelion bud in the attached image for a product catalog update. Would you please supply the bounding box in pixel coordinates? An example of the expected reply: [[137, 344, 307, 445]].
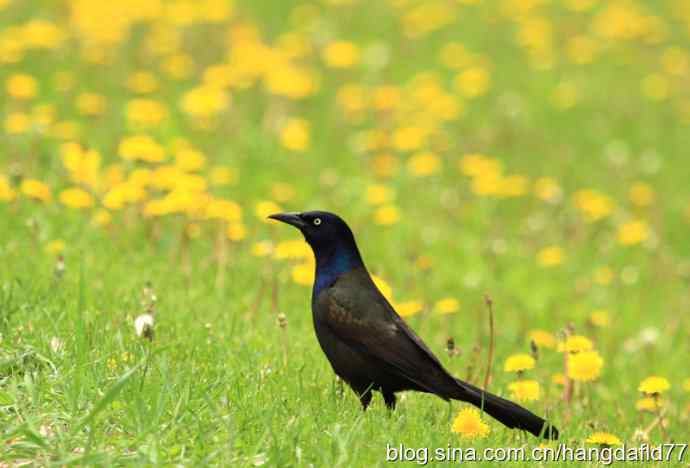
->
[[134, 313, 154, 340], [277, 312, 287, 329], [54, 255, 65, 279]]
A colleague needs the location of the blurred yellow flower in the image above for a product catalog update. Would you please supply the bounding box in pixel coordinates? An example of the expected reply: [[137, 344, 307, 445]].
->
[[91, 209, 112, 227], [407, 152, 440, 176], [20, 178, 52, 202], [628, 182, 655, 207], [415, 255, 432, 271], [206, 199, 242, 222], [635, 397, 662, 412], [5, 112, 31, 134], [126, 99, 168, 127], [181, 85, 229, 118], [209, 166, 237, 186], [175, 148, 206, 172], [127, 71, 159, 94], [280, 118, 310, 151], [617, 220, 649, 246], [274, 240, 311, 260], [119, 135, 165, 162], [567, 350, 603, 382], [59, 187, 94, 209], [44, 239, 65, 255], [454, 67, 490, 98], [573, 189, 614, 222], [365, 184, 392, 205], [371, 154, 399, 178], [683, 378, 690, 392], [76, 92, 107, 116], [270, 183, 296, 203], [371, 274, 393, 302], [395, 300, 423, 317], [6, 73, 38, 100], [638, 376, 670, 395], [162, 53, 195, 80], [504, 354, 535, 373], [251, 241, 273, 257], [226, 223, 247, 242], [552, 372, 566, 386], [256, 200, 282, 220], [292, 261, 314, 286], [374, 205, 399, 225], [451, 407, 490, 439], [589, 310, 610, 327], [558, 335, 594, 353], [536, 246, 563, 267], [528, 329, 556, 349], [508, 379, 541, 402], [322, 40, 360, 68], [372, 86, 401, 111], [434, 297, 459, 315], [392, 126, 427, 152], [586, 432, 621, 446], [0, 175, 17, 201]]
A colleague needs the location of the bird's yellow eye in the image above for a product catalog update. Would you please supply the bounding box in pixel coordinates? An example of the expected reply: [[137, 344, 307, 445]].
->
[[313, 218, 322, 226]]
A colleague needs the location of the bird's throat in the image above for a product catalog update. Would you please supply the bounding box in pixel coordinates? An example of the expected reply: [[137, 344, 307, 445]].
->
[[312, 245, 362, 299]]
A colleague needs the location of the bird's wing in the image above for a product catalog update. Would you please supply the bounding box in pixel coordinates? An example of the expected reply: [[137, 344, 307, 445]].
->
[[316, 272, 456, 395]]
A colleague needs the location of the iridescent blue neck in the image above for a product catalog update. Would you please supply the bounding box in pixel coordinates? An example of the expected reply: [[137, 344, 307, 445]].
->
[[312, 244, 363, 300]]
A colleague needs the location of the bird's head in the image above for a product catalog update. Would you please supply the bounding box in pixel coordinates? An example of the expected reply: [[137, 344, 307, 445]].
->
[[268, 211, 361, 262]]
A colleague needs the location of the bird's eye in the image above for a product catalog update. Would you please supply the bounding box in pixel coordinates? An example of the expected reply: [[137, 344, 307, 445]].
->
[[313, 218, 322, 226]]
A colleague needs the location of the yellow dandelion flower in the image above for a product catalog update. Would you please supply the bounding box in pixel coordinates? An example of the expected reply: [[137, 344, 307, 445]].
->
[[371, 275, 393, 302], [589, 310, 610, 328], [6, 73, 38, 100], [508, 379, 541, 402], [366, 184, 393, 205], [392, 126, 427, 152], [206, 199, 242, 222], [322, 40, 360, 68], [91, 209, 112, 227], [280, 118, 310, 151], [586, 432, 622, 446], [454, 66, 490, 98], [274, 240, 311, 260], [256, 201, 282, 220], [126, 98, 168, 127], [0, 175, 17, 202], [44, 239, 65, 255], [528, 329, 556, 349], [209, 166, 237, 186], [395, 301, 423, 318], [628, 182, 655, 207], [451, 407, 490, 439], [558, 335, 594, 353], [59, 187, 94, 209], [434, 298, 459, 315], [552, 372, 566, 386], [638, 376, 670, 395], [617, 220, 649, 246], [20, 178, 52, 203], [573, 189, 614, 222], [407, 152, 441, 177], [374, 205, 399, 225], [292, 261, 314, 286], [5, 112, 31, 134], [371, 154, 399, 178], [567, 350, 603, 382], [180, 85, 229, 118], [76, 92, 107, 116], [504, 354, 536, 373], [226, 223, 246, 242], [251, 241, 273, 257], [536, 246, 563, 268], [127, 71, 159, 94], [684, 378, 690, 392], [118, 135, 165, 162], [636, 397, 663, 412]]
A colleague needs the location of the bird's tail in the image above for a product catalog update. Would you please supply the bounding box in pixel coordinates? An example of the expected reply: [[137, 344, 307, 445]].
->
[[451, 379, 559, 439]]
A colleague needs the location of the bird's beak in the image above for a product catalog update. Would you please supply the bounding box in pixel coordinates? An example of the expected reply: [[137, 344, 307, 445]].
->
[[268, 212, 306, 229]]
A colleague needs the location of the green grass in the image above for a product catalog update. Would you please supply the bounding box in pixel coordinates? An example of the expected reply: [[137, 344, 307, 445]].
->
[[2, 0, 690, 466]]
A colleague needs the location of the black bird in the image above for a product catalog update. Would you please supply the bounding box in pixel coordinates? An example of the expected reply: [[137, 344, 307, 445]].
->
[[269, 211, 558, 439]]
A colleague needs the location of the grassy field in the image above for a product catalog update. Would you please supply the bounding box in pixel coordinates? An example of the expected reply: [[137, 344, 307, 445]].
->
[[1, 0, 690, 466]]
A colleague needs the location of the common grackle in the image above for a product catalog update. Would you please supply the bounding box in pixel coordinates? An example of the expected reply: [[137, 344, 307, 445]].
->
[[269, 211, 558, 439]]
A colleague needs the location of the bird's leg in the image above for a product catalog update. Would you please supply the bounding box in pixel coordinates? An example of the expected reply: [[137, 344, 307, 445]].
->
[[383, 391, 397, 410], [358, 389, 373, 410]]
